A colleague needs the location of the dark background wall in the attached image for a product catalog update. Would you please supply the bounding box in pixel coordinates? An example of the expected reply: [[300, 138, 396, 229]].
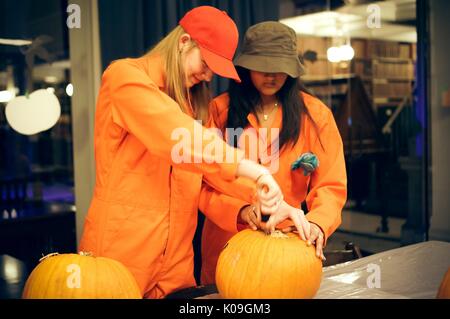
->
[[98, 0, 280, 95]]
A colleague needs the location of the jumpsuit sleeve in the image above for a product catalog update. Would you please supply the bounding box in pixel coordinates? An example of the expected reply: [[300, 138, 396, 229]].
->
[[197, 95, 257, 230], [198, 179, 253, 233], [106, 59, 244, 181], [305, 108, 347, 246]]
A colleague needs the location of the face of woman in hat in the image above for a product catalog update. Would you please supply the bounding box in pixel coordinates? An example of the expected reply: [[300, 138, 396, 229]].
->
[[179, 34, 213, 88], [250, 71, 288, 97]]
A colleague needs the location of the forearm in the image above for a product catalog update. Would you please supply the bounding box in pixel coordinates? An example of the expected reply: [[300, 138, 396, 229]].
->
[[236, 159, 270, 181], [199, 183, 250, 233]]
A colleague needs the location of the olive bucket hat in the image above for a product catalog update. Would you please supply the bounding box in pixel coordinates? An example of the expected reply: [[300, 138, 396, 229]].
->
[[234, 21, 304, 78]]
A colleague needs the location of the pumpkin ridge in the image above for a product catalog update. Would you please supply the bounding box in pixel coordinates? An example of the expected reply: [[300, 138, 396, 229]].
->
[[227, 230, 251, 298], [245, 230, 269, 298], [259, 231, 279, 298], [43, 254, 68, 298]]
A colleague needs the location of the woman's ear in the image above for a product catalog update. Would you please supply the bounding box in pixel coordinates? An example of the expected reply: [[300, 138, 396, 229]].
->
[[178, 33, 191, 52]]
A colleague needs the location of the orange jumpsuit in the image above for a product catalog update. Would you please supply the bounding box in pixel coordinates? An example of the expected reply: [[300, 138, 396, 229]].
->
[[78, 55, 252, 298], [200, 92, 347, 285]]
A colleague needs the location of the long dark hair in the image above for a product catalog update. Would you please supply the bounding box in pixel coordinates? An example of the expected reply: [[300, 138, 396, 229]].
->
[[225, 66, 319, 152]]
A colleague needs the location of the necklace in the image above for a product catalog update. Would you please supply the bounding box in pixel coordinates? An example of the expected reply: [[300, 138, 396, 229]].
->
[[261, 102, 278, 121]]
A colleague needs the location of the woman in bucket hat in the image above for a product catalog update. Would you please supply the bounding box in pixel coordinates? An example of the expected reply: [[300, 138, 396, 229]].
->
[[200, 21, 347, 285], [78, 7, 288, 298]]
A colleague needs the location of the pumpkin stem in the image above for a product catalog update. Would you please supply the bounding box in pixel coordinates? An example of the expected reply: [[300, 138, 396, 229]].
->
[[79, 251, 93, 257], [269, 230, 289, 238], [39, 252, 59, 262]]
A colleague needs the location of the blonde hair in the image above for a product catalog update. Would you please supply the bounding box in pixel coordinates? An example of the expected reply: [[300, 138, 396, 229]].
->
[[147, 26, 210, 123]]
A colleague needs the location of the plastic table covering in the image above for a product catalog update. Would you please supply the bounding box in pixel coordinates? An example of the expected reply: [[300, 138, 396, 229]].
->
[[197, 240, 450, 299], [316, 240, 450, 298]]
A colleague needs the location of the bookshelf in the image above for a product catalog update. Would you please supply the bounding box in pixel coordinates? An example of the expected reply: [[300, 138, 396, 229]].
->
[[298, 36, 416, 110]]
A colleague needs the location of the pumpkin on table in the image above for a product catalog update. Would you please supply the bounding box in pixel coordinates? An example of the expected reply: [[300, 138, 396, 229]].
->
[[22, 252, 142, 299], [215, 229, 323, 299], [436, 267, 450, 299]]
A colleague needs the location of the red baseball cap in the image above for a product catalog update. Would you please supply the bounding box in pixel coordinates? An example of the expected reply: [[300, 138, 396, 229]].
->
[[179, 6, 241, 82]]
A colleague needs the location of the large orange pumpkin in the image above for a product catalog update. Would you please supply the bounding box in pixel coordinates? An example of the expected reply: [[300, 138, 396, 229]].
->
[[22, 252, 142, 299], [436, 267, 450, 299], [215, 229, 323, 299]]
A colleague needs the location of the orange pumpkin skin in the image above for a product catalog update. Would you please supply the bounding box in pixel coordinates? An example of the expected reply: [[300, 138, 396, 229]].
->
[[437, 267, 450, 299], [216, 229, 323, 299], [22, 253, 142, 299]]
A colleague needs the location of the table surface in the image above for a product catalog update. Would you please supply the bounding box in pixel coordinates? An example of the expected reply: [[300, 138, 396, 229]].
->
[[2, 241, 449, 299], [315, 240, 450, 298], [198, 240, 450, 299]]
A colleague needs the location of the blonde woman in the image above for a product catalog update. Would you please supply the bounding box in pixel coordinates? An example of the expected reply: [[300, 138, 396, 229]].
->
[[79, 7, 285, 298]]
